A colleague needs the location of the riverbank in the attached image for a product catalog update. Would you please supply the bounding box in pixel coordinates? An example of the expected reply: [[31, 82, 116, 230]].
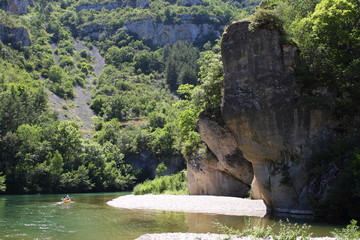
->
[[135, 233, 336, 240], [107, 194, 269, 217]]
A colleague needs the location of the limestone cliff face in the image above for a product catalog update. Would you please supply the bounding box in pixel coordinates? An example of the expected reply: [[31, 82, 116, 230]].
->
[[0, 0, 30, 15], [189, 20, 333, 213], [219, 20, 332, 213], [188, 112, 253, 197], [75, 0, 150, 12], [124, 15, 222, 46], [0, 24, 31, 49]]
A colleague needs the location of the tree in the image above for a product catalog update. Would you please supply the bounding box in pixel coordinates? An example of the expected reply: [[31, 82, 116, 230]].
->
[[50, 150, 64, 176], [105, 46, 134, 68], [294, 0, 360, 107], [133, 51, 162, 74], [60, 166, 94, 192], [163, 42, 200, 91]]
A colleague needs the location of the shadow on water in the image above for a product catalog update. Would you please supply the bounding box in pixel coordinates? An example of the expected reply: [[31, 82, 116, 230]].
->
[[0, 193, 346, 240]]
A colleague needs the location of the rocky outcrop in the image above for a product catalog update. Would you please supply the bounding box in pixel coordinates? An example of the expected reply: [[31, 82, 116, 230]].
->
[[188, 112, 253, 197], [187, 149, 251, 197], [80, 14, 222, 44], [219, 20, 333, 213], [126, 151, 185, 179], [0, 24, 31, 49], [75, 0, 150, 12], [80, 24, 115, 40], [0, 0, 30, 15], [124, 15, 222, 46]]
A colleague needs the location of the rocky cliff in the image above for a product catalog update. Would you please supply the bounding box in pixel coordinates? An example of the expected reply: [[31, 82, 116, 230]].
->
[[0, 24, 31, 49], [0, 0, 32, 15], [124, 15, 222, 46], [75, 0, 150, 12], [190, 20, 334, 214], [188, 112, 253, 197]]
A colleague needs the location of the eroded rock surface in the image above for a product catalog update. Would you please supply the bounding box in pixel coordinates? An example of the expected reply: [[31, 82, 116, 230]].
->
[[218, 20, 332, 213], [187, 147, 251, 197], [75, 0, 150, 12], [188, 112, 253, 197], [124, 15, 222, 46]]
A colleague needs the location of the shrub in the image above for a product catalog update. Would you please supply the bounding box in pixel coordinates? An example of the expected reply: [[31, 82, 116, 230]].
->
[[332, 220, 360, 240], [214, 218, 312, 240], [133, 170, 188, 195], [275, 219, 312, 240], [248, 8, 284, 32]]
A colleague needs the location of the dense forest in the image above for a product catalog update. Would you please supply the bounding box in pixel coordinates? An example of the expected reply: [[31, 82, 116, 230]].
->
[[0, 0, 359, 219]]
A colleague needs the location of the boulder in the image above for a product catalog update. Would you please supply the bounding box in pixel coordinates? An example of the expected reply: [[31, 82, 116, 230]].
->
[[188, 111, 253, 198], [187, 147, 251, 197]]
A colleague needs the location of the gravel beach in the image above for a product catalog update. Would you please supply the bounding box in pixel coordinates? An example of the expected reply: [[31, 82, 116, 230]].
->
[[107, 194, 269, 217], [107, 195, 336, 240], [135, 233, 336, 240]]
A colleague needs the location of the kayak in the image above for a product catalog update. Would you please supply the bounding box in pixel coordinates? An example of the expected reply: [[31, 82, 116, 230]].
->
[[62, 199, 72, 203]]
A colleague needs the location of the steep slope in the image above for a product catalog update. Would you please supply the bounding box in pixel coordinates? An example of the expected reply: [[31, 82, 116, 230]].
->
[[47, 41, 105, 135]]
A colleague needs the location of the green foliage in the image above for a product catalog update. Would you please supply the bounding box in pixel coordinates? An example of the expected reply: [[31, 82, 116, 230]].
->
[[0, 10, 23, 28], [248, 8, 284, 32], [60, 166, 94, 193], [275, 220, 312, 240], [155, 162, 168, 177], [332, 220, 360, 240], [133, 51, 162, 74], [0, 62, 48, 136], [48, 65, 65, 83], [133, 170, 188, 195], [214, 218, 312, 240], [168, 42, 224, 157], [50, 150, 64, 176], [150, 125, 177, 157], [315, 147, 360, 218], [272, 0, 360, 120], [163, 42, 200, 91], [294, 0, 360, 90], [193, 49, 223, 111], [214, 218, 273, 239]]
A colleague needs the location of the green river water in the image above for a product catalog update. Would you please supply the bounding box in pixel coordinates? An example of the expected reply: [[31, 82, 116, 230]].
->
[[0, 193, 344, 240]]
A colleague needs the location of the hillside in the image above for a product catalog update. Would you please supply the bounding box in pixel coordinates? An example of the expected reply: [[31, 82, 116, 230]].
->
[[0, 0, 260, 194], [1, 0, 359, 219]]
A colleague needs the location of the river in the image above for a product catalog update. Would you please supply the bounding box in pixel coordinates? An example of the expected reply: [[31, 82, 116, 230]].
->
[[0, 193, 343, 239]]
